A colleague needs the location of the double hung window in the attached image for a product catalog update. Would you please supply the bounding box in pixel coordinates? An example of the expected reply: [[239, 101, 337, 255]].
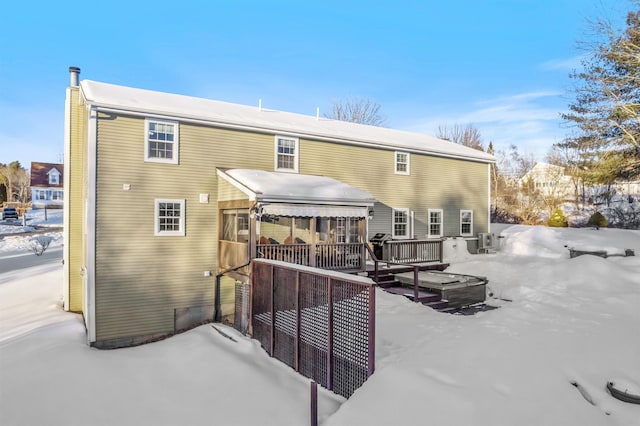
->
[[428, 209, 443, 238], [460, 210, 473, 236], [392, 208, 411, 239], [155, 199, 185, 236], [275, 136, 299, 172], [394, 151, 410, 175], [145, 119, 179, 164]]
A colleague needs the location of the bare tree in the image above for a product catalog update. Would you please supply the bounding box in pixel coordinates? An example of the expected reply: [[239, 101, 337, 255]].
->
[[0, 162, 29, 203], [324, 97, 386, 126], [436, 123, 485, 151]]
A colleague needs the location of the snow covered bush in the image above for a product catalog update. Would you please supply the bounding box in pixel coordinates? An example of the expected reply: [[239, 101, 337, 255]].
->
[[607, 204, 640, 229], [547, 208, 568, 227], [30, 235, 53, 256], [587, 211, 608, 229]]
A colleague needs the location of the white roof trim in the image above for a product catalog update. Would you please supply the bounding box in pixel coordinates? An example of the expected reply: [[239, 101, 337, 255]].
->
[[80, 80, 495, 164]]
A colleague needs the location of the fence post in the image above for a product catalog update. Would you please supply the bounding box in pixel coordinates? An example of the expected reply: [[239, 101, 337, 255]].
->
[[270, 264, 275, 357], [327, 277, 333, 391], [413, 265, 420, 302], [310, 381, 318, 426], [295, 270, 301, 372], [368, 285, 376, 376]]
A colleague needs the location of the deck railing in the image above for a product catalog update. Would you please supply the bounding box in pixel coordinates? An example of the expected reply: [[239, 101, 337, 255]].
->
[[257, 242, 364, 271], [384, 239, 443, 263], [256, 239, 442, 270]]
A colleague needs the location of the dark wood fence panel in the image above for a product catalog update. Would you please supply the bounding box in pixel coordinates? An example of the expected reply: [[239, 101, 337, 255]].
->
[[250, 259, 375, 398]]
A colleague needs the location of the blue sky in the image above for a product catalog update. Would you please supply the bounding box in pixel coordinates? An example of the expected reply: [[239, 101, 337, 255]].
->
[[0, 0, 629, 169]]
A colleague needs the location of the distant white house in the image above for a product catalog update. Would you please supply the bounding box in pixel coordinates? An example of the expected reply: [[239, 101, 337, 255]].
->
[[614, 180, 640, 197], [520, 163, 573, 198], [30, 162, 64, 208]]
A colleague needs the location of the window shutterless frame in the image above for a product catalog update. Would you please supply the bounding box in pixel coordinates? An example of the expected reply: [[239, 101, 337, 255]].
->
[[145, 119, 179, 164], [392, 208, 411, 239], [427, 208, 443, 238], [154, 199, 186, 236], [274, 136, 299, 172], [394, 151, 410, 175], [460, 209, 473, 236]]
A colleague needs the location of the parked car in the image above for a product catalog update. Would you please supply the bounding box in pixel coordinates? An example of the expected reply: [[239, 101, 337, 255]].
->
[[2, 207, 19, 220]]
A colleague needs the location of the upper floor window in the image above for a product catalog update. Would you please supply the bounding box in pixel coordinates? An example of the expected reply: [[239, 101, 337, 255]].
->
[[275, 136, 299, 172], [428, 209, 443, 238], [392, 208, 411, 239], [48, 170, 60, 185], [155, 199, 185, 236], [145, 119, 179, 164], [460, 210, 473, 236], [394, 151, 410, 175]]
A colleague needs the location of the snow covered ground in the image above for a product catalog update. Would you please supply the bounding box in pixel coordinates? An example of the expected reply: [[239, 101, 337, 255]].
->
[[1, 221, 639, 425]]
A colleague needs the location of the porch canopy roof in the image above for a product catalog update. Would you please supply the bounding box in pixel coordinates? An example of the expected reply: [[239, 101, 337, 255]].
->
[[217, 168, 375, 218]]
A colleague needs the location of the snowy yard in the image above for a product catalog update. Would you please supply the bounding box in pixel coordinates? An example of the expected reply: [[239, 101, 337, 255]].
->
[[1, 217, 639, 425]]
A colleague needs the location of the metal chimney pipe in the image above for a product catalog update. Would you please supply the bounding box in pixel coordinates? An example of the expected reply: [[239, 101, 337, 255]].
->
[[69, 66, 81, 87]]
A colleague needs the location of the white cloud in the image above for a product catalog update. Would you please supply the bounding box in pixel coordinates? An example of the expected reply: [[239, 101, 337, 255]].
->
[[539, 55, 585, 71], [403, 91, 567, 161]]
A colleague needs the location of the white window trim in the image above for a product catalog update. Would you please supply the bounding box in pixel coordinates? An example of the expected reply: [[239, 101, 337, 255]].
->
[[154, 199, 186, 236], [49, 170, 60, 185], [394, 151, 410, 175], [392, 208, 412, 239], [460, 209, 473, 236], [274, 135, 299, 173], [428, 208, 444, 238], [145, 119, 179, 164]]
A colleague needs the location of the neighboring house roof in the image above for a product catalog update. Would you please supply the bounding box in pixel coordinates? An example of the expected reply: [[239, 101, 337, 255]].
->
[[80, 80, 495, 164], [30, 162, 64, 188], [218, 168, 375, 217]]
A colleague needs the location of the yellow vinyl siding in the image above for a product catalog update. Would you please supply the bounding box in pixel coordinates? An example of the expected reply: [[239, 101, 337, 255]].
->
[[299, 139, 489, 236], [84, 106, 489, 344], [217, 177, 249, 202], [92, 115, 275, 342], [67, 88, 88, 312]]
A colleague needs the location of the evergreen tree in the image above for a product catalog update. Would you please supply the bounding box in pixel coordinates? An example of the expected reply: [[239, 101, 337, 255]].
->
[[561, 4, 640, 180]]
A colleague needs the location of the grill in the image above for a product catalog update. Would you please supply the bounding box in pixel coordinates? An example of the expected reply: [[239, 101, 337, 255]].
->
[[369, 233, 391, 260]]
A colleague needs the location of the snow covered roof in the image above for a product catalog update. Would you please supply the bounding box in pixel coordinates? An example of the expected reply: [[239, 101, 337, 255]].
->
[[80, 80, 495, 163], [218, 168, 375, 207]]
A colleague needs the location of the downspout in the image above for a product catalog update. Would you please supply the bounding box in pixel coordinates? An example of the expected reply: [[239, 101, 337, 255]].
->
[[85, 105, 98, 343], [62, 88, 72, 310]]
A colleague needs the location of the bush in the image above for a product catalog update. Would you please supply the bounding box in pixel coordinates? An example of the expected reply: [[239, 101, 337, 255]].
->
[[30, 235, 53, 256], [548, 208, 568, 227], [587, 211, 608, 229]]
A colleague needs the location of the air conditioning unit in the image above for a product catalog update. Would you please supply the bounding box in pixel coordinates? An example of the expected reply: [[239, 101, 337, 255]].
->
[[478, 233, 496, 253]]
